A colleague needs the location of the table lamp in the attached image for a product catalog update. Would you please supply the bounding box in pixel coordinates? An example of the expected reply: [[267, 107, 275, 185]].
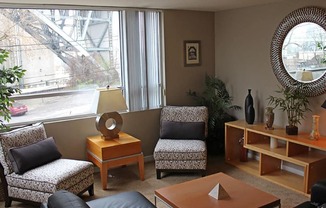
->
[[295, 70, 313, 81], [94, 87, 128, 140]]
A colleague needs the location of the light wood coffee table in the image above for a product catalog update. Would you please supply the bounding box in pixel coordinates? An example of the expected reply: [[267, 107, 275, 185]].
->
[[154, 172, 280, 208]]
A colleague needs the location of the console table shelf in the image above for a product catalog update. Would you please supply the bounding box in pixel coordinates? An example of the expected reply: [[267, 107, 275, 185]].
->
[[225, 120, 326, 195]]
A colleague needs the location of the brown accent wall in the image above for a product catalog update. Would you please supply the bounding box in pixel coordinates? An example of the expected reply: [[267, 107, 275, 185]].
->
[[164, 10, 215, 106]]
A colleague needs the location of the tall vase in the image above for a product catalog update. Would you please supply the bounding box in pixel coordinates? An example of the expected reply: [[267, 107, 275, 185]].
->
[[245, 89, 255, 124], [265, 107, 274, 130], [310, 115, 320, 140]]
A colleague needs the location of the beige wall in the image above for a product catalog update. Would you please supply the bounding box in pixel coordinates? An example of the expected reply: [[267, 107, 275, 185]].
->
[[164, 10, 215, 105], [42, 10, 216, 160], [215, 0, 326, 135]]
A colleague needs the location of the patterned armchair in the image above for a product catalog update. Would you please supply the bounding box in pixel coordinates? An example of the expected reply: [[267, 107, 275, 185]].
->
[[0, 123, 94, 207], [153, 106, 208, 179]]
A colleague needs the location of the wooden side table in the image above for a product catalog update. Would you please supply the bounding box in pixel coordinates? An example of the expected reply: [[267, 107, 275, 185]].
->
[[86, 132, 145, 189]]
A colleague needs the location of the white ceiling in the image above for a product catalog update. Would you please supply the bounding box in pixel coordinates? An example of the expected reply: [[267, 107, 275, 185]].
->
[[0, 0, 287, 11]]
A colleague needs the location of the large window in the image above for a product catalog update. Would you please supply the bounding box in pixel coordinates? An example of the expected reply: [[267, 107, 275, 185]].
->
[[0, 7, 164, 126]]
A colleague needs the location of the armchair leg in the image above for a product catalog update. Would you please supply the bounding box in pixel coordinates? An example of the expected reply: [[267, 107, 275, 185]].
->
[[5, 198, 12, 207], [88, 184, 94, 196], [201, 170, 206, 177], [156, 170, 161, 179]]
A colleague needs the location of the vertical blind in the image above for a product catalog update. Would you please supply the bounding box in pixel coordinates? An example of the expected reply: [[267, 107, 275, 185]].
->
[[122, 10, 163, 111]]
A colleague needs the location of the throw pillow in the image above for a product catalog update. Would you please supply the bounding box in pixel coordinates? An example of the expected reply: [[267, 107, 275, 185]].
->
[[160, 121, 205, 140], [8, 137, 62, 174], [0, 122, 47, 175], [47, 190, 90, 208]]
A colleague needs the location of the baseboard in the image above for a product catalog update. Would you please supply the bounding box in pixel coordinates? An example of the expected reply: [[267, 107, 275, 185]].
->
[[144, 155, 154, 163]]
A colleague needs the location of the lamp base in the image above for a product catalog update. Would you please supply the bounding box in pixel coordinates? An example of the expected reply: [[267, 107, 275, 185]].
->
[[96, 112, 123, 140], [101, 134, 119, 140]]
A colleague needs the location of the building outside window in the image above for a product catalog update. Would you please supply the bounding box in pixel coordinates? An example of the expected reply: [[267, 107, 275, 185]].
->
[[0, 7, 164, 126]]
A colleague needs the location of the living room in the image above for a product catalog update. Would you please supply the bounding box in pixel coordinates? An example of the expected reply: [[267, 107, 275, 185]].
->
[[0, 0, 325, 207]]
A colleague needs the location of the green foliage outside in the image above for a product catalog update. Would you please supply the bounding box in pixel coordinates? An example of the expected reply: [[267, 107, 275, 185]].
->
[[317, 42, 326, 64], [188, 74, 241, 154], [0, 49, 26, 130]]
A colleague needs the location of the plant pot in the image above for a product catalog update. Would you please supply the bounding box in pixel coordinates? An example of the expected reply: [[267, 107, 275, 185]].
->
[[286, 125, 298, 135]]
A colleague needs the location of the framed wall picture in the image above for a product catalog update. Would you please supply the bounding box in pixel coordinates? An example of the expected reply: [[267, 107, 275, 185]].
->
[[184, 40, 201, 66]]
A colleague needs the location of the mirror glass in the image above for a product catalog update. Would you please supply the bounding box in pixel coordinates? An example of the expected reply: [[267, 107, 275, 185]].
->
[[282, 22, 326, 83]]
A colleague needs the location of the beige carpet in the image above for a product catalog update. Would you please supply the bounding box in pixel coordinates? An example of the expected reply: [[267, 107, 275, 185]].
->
[[1, 155, 309, 207]]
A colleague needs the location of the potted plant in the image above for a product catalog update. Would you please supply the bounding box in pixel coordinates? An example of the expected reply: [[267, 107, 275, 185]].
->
[[0, 49, 26, 130], [267, 84, 310, 135], [187, 74, 241, 154]]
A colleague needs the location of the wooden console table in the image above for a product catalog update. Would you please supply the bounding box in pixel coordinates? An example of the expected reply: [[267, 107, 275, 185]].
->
[[86, 132, 145, 189], [225, 120, 326, 195]]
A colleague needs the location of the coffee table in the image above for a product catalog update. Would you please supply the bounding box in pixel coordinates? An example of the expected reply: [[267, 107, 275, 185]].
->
[[154, 172, 280, 208]]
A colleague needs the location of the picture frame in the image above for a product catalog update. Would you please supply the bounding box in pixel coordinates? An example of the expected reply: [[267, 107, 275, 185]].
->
[[184, 40, 201, 66]]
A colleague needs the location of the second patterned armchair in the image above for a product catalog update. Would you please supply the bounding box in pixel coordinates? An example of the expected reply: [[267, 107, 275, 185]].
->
[[153, 106, 208, 179]]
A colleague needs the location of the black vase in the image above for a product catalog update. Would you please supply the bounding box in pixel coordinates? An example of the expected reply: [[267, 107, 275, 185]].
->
[[245, 89, 255, 124]]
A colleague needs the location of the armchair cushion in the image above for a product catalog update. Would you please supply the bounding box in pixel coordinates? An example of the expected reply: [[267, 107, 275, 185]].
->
[[160, 121, 205, 140], [8, 137, 62, 174], [154, 139, 206, 161], [6, 159, 93, 194], [46, 190, 90, 208]]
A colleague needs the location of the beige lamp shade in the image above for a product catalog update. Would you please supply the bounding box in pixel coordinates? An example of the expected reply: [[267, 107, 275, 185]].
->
[[295, 70, 313, 81], [95, 88, 128, 114], [94, 88, 128, 140]]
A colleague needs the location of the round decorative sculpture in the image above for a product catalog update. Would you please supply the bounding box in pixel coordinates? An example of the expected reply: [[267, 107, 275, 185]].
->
[[270, 6, 326, 97], [96, 112, 123, 139]]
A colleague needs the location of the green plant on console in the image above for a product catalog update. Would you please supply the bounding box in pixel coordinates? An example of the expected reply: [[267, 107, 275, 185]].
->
[[0, 49, 26, 130], [267, 83, 310, 135], [187, 74, 241, 154]]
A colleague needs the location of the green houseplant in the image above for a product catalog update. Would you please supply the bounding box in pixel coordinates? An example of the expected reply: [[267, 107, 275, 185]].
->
[[188, 74, 241, 154], [267, 84, 310, 135], [0, 49, 26, 130]]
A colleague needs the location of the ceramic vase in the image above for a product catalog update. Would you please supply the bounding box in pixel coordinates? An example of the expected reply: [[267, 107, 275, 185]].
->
[[245, 89, 255, 124], [270, 137, 278, 149], [310, 115, 320, 140], [265, 107, 274, 130]]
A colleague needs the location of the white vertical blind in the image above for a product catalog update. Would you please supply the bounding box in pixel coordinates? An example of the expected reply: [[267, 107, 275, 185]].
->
[[145, 11, 162, 109], [122, 10, 163, 111]]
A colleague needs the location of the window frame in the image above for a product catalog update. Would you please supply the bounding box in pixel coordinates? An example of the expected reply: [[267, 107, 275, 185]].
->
[[0, 4, 166, 127]]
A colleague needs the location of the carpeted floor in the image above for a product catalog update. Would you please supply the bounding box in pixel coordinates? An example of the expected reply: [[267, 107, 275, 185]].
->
[[1, 155, 309, 207]]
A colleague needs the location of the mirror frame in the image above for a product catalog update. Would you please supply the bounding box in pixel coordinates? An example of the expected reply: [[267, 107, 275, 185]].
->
[[271, 6, 326, 97]]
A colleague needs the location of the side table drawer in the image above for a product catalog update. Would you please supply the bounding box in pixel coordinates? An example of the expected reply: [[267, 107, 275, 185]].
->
[[102, 141, 141, 160], [87, 133, 142, 161]]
